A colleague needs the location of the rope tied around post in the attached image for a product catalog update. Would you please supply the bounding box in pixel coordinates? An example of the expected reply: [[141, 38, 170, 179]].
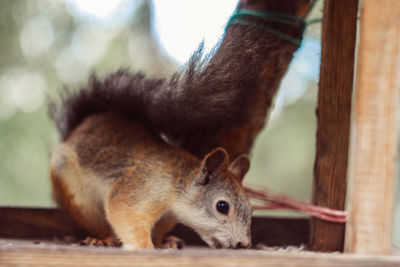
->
[[226, 9, 306, 45]]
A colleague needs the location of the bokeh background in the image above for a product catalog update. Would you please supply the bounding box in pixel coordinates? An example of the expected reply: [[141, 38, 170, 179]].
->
[[0, 0, 398, 246]]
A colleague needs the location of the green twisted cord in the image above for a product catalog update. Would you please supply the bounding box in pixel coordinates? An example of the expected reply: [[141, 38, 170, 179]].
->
[[229, 9, 306, 29], [226, 9, 306, 45]]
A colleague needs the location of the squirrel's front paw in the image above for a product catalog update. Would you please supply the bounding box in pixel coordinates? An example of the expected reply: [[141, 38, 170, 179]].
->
[[161, 235, 184, 249], [79, 236, 121, 247]]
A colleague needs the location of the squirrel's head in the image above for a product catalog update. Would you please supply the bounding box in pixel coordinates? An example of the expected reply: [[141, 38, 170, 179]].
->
[[175, 148, 252, 249]]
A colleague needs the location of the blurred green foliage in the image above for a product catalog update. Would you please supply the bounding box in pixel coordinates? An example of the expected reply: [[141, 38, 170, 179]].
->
[[0, 0, 175, 206]]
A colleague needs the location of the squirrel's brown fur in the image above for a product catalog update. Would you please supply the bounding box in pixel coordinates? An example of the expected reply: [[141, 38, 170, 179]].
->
[[50, 112, 252, 249]]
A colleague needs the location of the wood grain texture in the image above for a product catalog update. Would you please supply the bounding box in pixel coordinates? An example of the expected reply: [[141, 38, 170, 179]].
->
[[310, 0, 359, 252], [0, 207, 87, 240], [1, 245, 400, 267], [344, 0, 400, 255], [0, 208, 309, 247]]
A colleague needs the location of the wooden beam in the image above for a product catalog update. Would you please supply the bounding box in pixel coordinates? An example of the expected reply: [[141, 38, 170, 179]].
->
[[0, 208, 309, 247], [2, 245, 400, 267], [344, 0, 400, 255], [0, 207, 86, 240], [310, 0, 358, 252]]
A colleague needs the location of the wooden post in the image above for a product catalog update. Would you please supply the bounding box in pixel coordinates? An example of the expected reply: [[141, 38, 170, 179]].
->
[[310, 0, 358, 252], [344, 0, 400, 254]]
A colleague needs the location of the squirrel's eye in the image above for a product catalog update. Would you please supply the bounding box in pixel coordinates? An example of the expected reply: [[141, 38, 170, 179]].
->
[[216, 201, 229, 215]]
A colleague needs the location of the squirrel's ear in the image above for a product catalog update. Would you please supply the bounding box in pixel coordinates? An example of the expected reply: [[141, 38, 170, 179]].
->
[[228, 154, 250, 184], [197, 148, 229, 185]]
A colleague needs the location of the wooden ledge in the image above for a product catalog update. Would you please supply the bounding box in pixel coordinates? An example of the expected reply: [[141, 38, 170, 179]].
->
[[1, 242, 400, 267], [1, 208, 400, 266]]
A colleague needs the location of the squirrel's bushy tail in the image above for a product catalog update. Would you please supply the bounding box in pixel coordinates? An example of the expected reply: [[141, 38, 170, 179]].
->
[[49, 72, 164, 141], [49, 44, 252, 142]]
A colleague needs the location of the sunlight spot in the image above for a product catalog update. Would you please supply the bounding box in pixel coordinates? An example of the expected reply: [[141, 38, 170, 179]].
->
[[292, 37, 321, 81], [65, 0, 137, 27], [71, 24, 111, 66], [10, 70, 46, 113], [55, 47, 90, 84], [67, 0, 124, 19], [20, 16, 54, 58], [0, 75, 17, 119], [153, 0, 238, 64]]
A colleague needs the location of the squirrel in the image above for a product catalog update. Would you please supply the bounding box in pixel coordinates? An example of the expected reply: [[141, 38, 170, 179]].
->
[[50, 112, 252, 249], [48, 0, 312, 250]]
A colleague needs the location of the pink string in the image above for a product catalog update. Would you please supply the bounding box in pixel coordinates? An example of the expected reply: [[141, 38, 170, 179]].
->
[[244, 186, 347, 223]]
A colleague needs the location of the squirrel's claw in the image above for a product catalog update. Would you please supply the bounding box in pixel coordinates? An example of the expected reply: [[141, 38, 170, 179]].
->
[[161, 235, 184, 249], [79, 236, 121, 247]]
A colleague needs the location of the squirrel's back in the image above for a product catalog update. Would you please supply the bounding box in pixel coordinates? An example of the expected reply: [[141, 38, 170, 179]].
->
[[50, 112, 199, 238], [67, 112, 198, 178]]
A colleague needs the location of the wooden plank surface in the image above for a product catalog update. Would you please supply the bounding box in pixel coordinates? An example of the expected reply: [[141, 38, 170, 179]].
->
[[0, 207, 86, 240], [310, 0, 358, 252], [0, 207, 309, 247], [344, 0, 400, 255], [1, 243, 400, 267]]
